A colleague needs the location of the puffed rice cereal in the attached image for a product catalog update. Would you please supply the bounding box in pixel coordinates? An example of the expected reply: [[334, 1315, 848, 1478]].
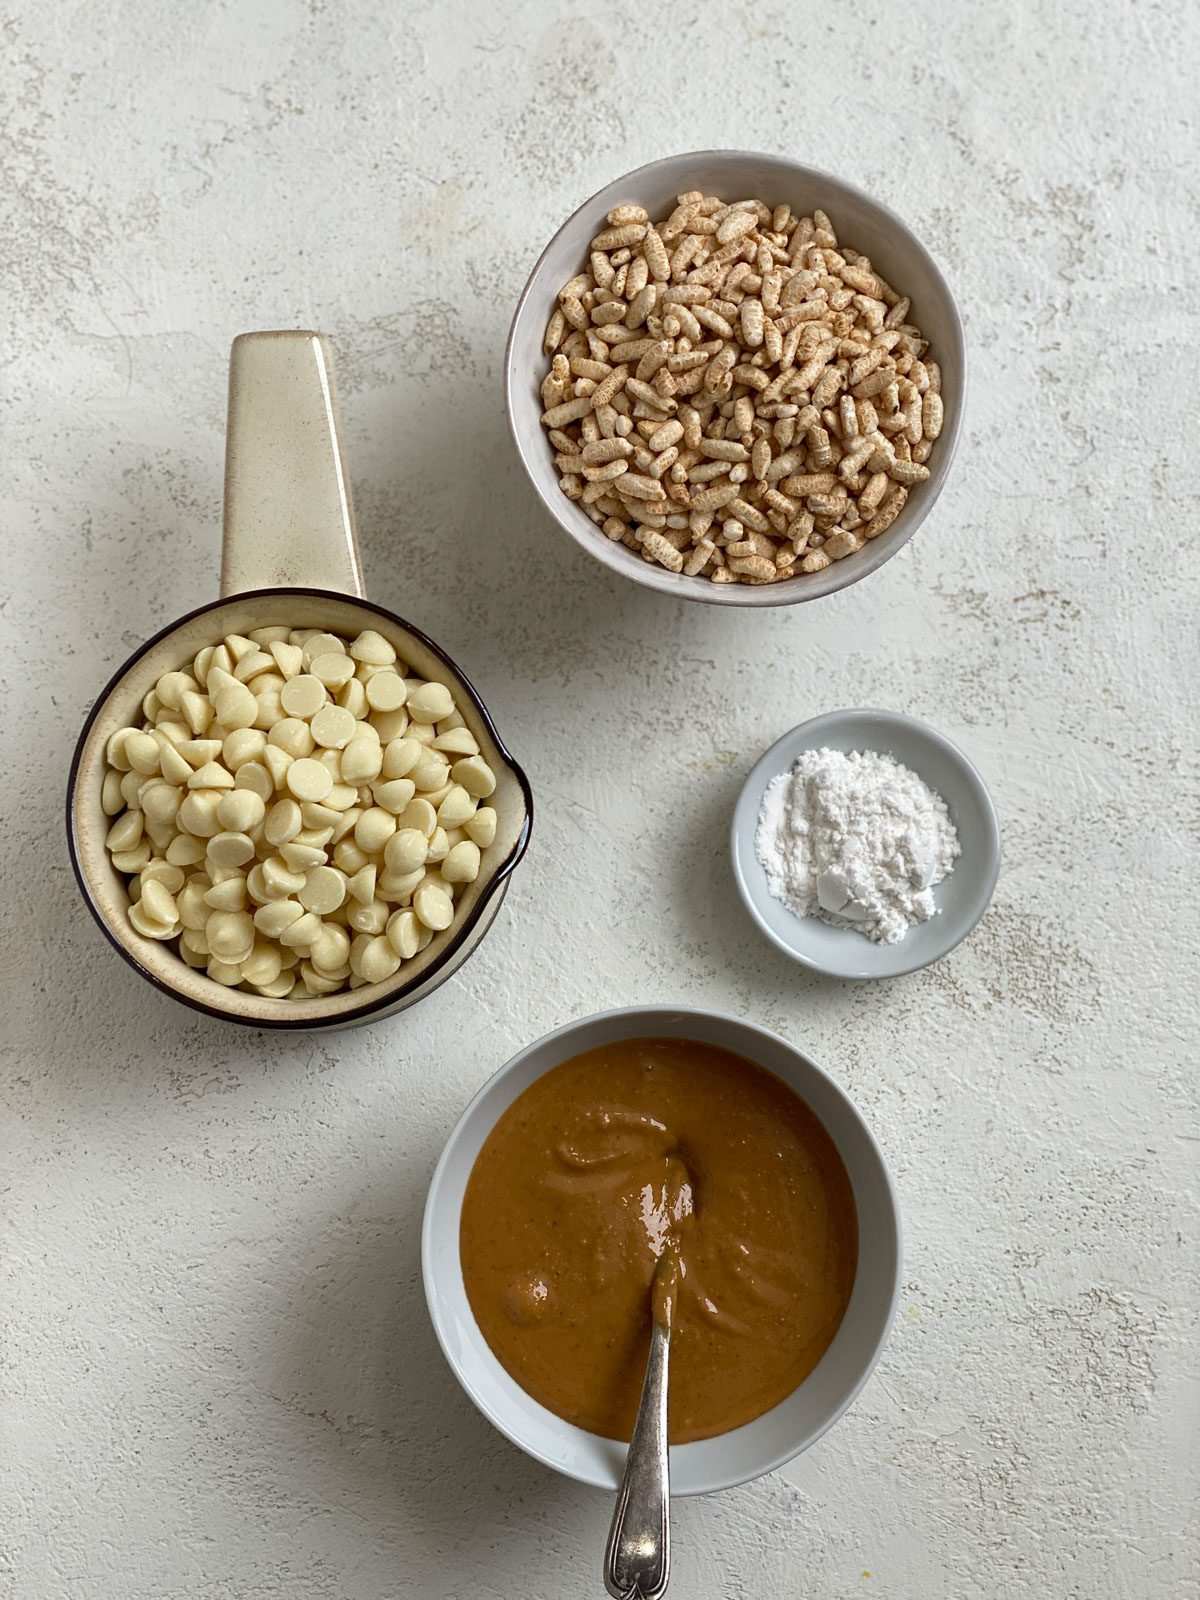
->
[[539, 195, 942, 583]]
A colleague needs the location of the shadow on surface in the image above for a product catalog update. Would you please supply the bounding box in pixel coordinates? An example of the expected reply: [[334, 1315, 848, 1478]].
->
[[273, 1181, 609, 1588]]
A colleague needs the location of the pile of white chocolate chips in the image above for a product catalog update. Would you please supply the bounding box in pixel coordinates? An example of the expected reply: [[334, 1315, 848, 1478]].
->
[[100, 625, 498, 999], [539, 195, 942, 584]]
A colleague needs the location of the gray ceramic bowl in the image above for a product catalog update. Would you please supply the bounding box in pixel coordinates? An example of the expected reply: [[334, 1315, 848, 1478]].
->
[[422, 1006, 901, 1496], [731, 710, 1000, 980], [506, 150, 965, 606]]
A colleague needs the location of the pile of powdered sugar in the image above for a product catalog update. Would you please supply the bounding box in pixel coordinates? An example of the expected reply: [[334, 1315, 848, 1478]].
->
[[755, 747, 961, 943]]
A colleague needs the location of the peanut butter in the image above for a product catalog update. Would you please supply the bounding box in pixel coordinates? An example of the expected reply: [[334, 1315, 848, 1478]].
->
[[460, 1037, 858, 1443]]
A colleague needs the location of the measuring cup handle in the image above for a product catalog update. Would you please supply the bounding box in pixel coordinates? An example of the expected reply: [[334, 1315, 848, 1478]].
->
[[221, 330, 365, 598]]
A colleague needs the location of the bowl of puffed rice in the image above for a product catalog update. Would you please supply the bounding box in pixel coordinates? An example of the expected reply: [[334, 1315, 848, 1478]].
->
[[506, 151, 964, 605]]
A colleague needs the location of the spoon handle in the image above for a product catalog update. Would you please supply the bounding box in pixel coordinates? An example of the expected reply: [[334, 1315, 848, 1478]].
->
[[604, 1318, 671, 1600]]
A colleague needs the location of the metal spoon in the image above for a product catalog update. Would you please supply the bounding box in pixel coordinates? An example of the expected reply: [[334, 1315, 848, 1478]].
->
[[604, 1252, 678, 1600]]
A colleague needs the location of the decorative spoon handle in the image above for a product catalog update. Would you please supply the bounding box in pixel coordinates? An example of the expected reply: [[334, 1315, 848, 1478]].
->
[[604, 1303, 671, 1599]]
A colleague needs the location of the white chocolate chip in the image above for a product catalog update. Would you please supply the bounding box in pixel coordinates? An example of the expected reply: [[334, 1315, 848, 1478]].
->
[[379, 865, 425, 901], [279, 841, 327, 873], [347, 898, 389, 935], [140, 860, 185, 895], [442, 841, 481, 884], [262, 857, 307, 898], [370, 707, 410, 742], [124, 732, 162, 776], [129, 901, 178, 939], [354, 806, 397, 854], [286, 758, 334, 803], [179, 739, 222, 767], [269, 641, 304, 679], [437, 785, 477, 829], [259, 746, 292, 790], [276, 675, 324, 720], [139, 878, 179, 927], [381, 737, 421, 779], [397, 798, 437, 838], [187, 761, 234, 791], [310, 652, 356, 690], [242, 943, 284, 987], [179, 790, 223, 836], [385, 908, 421, 959], [166, 835, 206, 867], [413, 881, 454, 931], [384, 828, 428, 874], [406, 681, 455, 723], [208, 832, 256, 869], [364, 671, 408, 713], [300, 632, 346, 664], [279, 911, 322, 951], [373, 778, 417, 814], [214, 678, 258, 731], [101, 770, 125, 814], [352, 934, 401, 984], [207, 910, 255, 962], [310, 923, 351, 973], [254, 899, 305, 939], [452, 755, 497, 798], [345, 863, 377, 904], [341, 735, 383, 783], [431, 727, 479, 757], [425, 827, 449, 864], [311, 703, 357, 750], [222, 728, 266, 770], [203, 877, 248, 912], [349, 630, 396, 666], [106, 811, 144, 853], [217, 789, 265, 834], [410, 753, 451, 792], [464, 807, 496, 848], [299, 865, 347, 915]]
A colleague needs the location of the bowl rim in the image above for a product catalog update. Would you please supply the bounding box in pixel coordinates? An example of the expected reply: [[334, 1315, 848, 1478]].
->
[[505, 147, 967, 607], [65, 585, 533, 1030], [421, 1004, 903, 1494], [731, 708, 1001, 979]]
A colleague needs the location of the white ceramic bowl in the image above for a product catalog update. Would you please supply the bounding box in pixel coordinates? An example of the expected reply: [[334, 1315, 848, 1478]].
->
[[422, 1006, 901, 1495], [731, 710, 1001, 980], [506, 150, 965, 607]]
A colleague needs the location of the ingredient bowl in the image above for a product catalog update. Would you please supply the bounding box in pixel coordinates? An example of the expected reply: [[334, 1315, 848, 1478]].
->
[[506, 150, 965, 606], [67, 331, 532, 1029], [422, 1006, 901, 1495], [731, 710, 1000, 980]]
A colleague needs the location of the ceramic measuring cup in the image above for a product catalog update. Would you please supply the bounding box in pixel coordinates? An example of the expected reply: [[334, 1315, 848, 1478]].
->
[[67, 331, 531, 1030]]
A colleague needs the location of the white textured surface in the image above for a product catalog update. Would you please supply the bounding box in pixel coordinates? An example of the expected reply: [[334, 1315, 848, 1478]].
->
[[3, 1, 1197, 1595]]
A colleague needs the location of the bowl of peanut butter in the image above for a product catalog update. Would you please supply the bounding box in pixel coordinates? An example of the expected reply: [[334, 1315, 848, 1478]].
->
[[422, 1007, 901, 1495]]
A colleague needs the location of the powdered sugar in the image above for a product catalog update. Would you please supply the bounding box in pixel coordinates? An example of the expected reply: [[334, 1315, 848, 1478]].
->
[[755, 747, 961, 943]]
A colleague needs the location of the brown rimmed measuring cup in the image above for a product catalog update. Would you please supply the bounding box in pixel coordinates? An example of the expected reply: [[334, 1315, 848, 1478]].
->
[[67, 331, 531, 1030]]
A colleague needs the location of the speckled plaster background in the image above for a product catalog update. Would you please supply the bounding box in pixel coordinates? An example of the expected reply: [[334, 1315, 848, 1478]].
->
[[3, 1, 1198, 1595]]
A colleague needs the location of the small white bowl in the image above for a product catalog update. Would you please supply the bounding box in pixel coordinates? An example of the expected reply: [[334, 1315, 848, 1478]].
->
[[505, 150, 965, 607], [422, 1006, 901, 1496], [731, 710, 1001, 980]]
